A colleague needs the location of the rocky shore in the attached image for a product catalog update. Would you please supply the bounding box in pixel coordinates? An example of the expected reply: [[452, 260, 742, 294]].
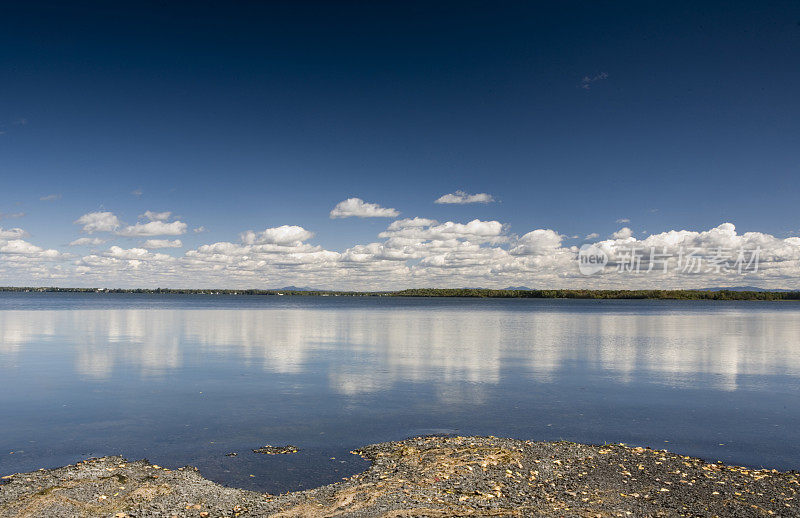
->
[[1, 436, 798, 517]]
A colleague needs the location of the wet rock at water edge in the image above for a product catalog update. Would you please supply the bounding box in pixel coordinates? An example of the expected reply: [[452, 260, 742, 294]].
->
[[252, 445, 299, 455]]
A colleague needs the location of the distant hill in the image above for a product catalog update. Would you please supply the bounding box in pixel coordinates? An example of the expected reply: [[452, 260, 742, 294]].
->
[[504, 286, 532, 291], [276, 286, 316, 291]]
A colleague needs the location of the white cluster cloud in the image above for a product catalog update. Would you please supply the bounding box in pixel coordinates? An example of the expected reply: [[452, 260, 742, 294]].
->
[[509, 229, 563, 255], [74, 211, 121, 233], [581, 223, 800, 284], [0, 227, 29, 239], [116, 220, 187, 237], [142, 239, 183, 249], [75, 246, 177, 279], [379, 218, 504, 242], [4, 205, 800, 290], [69, 237, 105, 246], [330, 198, 399, 218], [435, 191, 495, 204], [0, 227, 65, 280], [337, 218, 507, 271], [0, 239, 61, 258], [74, 211, 187, 237], [612, 227, 634, 239], [141, 210, 172, 222], [240, 225, 314, 245], [105, 246, 172, 261]]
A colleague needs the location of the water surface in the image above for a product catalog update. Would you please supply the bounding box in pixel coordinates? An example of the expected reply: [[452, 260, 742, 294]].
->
[[1, 293, 799, 493]]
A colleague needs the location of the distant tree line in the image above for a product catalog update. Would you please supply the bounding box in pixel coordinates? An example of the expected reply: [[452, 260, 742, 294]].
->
[[1, 286, 799, 300], [0, 287, 379, 297], [392, 288, 800, 300]]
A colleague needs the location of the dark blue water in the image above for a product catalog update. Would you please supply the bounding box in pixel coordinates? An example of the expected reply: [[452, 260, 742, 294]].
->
[[1, 293, 799, 493]]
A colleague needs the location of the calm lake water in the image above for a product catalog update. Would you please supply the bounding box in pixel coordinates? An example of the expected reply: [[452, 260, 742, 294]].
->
[[1, 293, 799, 493]]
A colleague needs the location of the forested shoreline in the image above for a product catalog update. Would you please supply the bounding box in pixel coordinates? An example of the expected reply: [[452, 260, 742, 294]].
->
[[1, 286, 799, 300]]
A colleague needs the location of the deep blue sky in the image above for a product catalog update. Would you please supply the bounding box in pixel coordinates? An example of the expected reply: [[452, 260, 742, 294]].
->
[[2, 0, 799, 253]]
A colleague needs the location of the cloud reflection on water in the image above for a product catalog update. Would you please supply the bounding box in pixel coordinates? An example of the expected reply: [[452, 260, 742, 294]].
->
[[1, 307, 799, 393]]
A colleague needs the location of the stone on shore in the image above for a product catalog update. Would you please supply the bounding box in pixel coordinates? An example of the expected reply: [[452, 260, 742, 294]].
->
[[1, 436, 798, 517]]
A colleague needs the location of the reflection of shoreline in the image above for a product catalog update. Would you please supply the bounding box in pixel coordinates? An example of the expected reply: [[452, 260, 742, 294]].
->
[[1, 307, 799, 394]]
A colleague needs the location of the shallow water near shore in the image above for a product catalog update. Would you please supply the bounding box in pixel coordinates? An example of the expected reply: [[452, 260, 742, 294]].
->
[[1, 293, 799, 494]]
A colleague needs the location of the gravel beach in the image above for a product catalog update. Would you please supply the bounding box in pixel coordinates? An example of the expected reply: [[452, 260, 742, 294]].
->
[[1, 436, 798, 517]]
